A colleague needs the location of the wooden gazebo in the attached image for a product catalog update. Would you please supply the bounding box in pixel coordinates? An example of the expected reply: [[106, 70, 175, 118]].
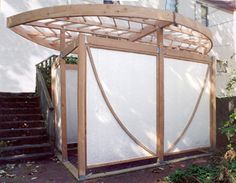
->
[[7, 4, 215, 180]]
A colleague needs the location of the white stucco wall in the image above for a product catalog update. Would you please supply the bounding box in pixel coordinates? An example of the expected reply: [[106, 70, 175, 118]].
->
[[0, 0, 101, 92]]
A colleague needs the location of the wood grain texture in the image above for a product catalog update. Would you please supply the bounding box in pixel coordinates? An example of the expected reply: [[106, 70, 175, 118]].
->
[[7, 5, 212, 54], [77, 34, 87, 177], [60, 58, 68, 161], [156, 29, 164, 162]]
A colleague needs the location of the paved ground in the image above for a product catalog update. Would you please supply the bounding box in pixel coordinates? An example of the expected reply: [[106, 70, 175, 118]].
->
[[0, 156, 209, 183], [0, 157, 78, 183]]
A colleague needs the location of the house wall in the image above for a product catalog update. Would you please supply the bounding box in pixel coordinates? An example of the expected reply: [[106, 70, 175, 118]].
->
[[0, 0, 94, 92], [0, 0, 235, 97]]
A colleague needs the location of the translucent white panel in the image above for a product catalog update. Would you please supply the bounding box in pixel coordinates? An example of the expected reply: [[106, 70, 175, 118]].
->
[[164, 58, 210, 153], [114, 19, 129, 29], [87, 48, 156, 166], [54, 67, 62, 151], [129, 21, 142, 30], [66, 69, 78, 144]]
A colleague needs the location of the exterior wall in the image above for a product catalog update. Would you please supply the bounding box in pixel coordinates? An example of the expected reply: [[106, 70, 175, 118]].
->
[[196, 1, 235, 97], [160, 0, 236, 97], [0, 0, 98, 92], [0, 0, 235, 96]]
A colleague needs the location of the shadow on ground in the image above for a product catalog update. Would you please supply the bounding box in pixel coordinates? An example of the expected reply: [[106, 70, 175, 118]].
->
[[0, 156, 209, 183]]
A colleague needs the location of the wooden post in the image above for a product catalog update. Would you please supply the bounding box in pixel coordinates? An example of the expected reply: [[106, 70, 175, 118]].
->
[[60, 28, 68, 161], [51, 61, 56, 147], [60, 28, 66, 51], [156, 29, 164, 162], [60, 58, 68, 161], [77, 34, 87, 178], [210, 57, 216, 149]]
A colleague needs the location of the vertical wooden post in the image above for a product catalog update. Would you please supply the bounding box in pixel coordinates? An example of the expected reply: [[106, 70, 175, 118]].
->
[[60, 59, 68, 161], [77, 34, 87, 178], [51, 61, 56, 145], [210, 57, 216, 149], [156, 29, 164, 162], [60, 28, 68, 161], [60, 28, 66, 51]]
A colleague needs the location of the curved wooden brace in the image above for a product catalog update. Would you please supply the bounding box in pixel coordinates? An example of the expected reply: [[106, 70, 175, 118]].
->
[[166, 65, 210, 153], [7, 5, 173, 28], [86, 46, 156, 156]]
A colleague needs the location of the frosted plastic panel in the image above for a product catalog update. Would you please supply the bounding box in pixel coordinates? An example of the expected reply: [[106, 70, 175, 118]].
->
[[87, 48, 156, 166], [66, 69, 78, 144], [54, 67, 62, 151], [164, 58, 210, 153]]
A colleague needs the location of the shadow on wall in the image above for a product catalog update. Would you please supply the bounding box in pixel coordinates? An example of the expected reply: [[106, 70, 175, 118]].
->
[[0, 0, 72, 92]]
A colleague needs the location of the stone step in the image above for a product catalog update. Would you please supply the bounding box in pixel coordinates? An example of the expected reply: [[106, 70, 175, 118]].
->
[[0, 120, 45, 129], [0, 143, 51, 157], [0, 96, 39, 103], [0, 127, 47, 138], [0, 152, 53, 164], [0, 135, 48, 146], [0, 114, 43, 121], [0, 102, 39, 108], [0, 108, 41, 114], [0, 92, 35, 97], [0, 92, 53, 163]]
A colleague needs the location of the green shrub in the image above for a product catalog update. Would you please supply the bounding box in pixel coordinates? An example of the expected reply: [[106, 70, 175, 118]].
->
[[221, 113, 236, 150]]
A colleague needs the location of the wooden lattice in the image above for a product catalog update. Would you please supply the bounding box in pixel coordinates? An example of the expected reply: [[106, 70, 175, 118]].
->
[[7, 4, 212, 54]]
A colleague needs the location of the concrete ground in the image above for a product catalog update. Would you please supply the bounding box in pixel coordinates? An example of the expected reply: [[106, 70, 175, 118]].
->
[[0, 156, 209, 183]]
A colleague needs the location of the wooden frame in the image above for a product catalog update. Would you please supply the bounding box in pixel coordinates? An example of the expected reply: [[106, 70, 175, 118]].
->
[[164, 54, 213, 155], [9, 4, 216, 180], [157, 29, 164, 162], [60, 58, 68, 161], [51, 34, 214, 180], [52, 59, 78, 160], [7, 5, 213, 55], [77, 34, 87, 178], [83, 35, 214, 174]]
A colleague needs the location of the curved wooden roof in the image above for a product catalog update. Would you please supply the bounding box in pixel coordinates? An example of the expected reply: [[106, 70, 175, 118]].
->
[[7, 4, 213, 54]]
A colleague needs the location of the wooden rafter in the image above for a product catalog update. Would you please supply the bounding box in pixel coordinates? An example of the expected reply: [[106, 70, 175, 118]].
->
[[129, 21, 171, 42], [56, 17, 140, 33], [8, 4, 213, 54]]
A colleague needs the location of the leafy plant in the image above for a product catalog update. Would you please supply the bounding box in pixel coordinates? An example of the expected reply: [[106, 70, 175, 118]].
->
[[226, 70, 236, 96], [37, 55, 78, 95], [164, 112, 236, 183], [164, 164, 220, 183], [65, 55, 78, 64], [221, 113, 236, 149]]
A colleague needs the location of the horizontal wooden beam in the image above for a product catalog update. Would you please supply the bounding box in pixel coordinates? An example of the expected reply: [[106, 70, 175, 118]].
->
[[163, 47, 211, 64], [87, 36, 157, 55]]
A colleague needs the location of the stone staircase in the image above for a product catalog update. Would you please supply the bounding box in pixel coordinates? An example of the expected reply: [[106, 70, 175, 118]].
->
[[0, 92, 53, 163]]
